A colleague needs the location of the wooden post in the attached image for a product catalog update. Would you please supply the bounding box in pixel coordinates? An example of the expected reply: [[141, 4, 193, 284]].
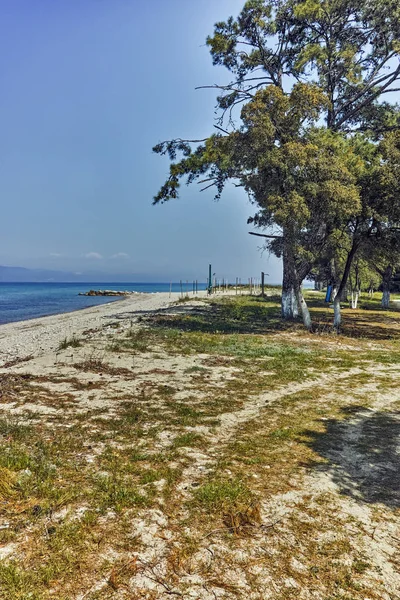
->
[[169, 282, 172, 298], [236, 277, 238, 295], [261, 272, 265, 297], [180, 280, 183, 298]]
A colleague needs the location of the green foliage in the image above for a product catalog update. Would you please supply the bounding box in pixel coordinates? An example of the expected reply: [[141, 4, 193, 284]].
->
[[205, 0, 400, 131], [153, 0, 400, 328]]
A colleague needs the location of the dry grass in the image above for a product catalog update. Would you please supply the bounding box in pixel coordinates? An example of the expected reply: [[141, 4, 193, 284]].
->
[[0, 292, 399, 599]]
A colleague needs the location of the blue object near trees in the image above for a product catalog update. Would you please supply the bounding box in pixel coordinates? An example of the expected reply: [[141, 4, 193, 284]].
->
[[325, 285, 333, 303]]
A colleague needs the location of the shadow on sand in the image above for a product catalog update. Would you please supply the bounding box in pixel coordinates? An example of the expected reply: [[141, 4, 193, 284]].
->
[[303, 406, 400, 509]]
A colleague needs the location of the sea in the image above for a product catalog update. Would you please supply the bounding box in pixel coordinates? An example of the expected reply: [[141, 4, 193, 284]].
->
[[0, 282, 207, 325]]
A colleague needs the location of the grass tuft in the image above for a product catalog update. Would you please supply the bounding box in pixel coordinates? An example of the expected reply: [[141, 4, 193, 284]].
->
[[58, 335, 81, 350], [171, 432, 203, 448], [193, 477, 254, 511]]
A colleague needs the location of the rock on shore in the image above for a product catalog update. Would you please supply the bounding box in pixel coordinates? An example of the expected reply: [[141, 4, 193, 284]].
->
[[78, 290, 138, 296]]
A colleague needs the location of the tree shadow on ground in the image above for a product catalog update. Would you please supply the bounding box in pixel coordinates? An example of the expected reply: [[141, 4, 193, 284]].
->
[[109, 295, 400, 340], [107, 302, 211, 321], [302, 407, 400, 509], [311, 310, 400, 340], [305, 297, 400, 339], [107, 296, 291, 335], [138, 296, 295, 335]]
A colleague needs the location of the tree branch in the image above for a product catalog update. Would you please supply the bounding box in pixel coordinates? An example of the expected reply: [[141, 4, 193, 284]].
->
[[249, 232, 282, 239]]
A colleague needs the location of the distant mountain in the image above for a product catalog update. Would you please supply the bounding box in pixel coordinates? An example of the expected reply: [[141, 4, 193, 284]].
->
[[0, 265, 157, 283], [0, 265, 90, 282], [0, 265, 179, 283]]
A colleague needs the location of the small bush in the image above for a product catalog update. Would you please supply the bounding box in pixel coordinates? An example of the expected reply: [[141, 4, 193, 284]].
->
[[58, 336, 81, 350]]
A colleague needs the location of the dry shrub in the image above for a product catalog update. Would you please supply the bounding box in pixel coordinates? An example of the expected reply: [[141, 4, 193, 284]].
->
[[0, 467, 16, 501], [223, 500, 262, 534]]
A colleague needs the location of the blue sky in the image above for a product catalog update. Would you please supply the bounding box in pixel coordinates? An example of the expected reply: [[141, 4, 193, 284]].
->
[[0, 0, 282, 283]]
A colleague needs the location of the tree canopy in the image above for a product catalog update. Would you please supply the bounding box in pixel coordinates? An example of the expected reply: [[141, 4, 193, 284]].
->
[[153, 0, 400, 330]]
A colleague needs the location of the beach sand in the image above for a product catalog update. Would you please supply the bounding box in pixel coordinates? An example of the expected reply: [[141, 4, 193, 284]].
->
[[0, 291, 204, 366]]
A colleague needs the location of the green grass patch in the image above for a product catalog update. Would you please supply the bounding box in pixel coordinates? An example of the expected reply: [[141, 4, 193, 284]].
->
[[92, 474, 152, 512], [58, 335, 81, 350], [171, 432, 203, 448]]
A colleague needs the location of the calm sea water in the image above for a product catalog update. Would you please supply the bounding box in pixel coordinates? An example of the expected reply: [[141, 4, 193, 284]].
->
[[0, 282, 207, 325]]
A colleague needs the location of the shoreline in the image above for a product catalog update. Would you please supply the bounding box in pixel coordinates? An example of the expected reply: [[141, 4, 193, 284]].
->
[[0, 291, 204, 367], [0, 295, 124, 328]]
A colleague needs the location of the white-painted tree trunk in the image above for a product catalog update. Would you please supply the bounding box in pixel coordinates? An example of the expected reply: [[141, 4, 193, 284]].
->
[[332, 241, 359, 331], [281, 227, 312, 329], [350, 291, 359, 309], [333, 297, 341, 331], [281, 287, 299, 319], [296, 289, 312, 331]]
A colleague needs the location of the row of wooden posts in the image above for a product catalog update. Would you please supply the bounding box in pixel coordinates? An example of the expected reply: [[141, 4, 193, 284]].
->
[[171, 272, 267, 298]]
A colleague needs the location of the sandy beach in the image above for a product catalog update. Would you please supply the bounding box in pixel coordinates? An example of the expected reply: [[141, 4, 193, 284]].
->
[[0, 292, 203, 367]]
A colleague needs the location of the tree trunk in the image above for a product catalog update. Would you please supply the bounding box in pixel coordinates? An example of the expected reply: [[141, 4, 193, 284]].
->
[[381, 265, 393, 309], [333, 296, 341, 330], [281, 235, 299, 320], [333, 241, 359, 332], [350, 291, 359, 309], [341, 285, 349, 303], [281, 286, 299, 319], [281, 230, 312, 330], [314, 280, 323, 291], [382, 288, 390, 309], [295, 286, 313, 331]]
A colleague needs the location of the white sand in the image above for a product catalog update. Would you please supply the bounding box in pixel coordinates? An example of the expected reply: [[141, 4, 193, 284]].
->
[[0, 292, 206, 366]]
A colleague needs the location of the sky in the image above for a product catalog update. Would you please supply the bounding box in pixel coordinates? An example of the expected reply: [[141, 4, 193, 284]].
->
[[0, 0, 282, 283]]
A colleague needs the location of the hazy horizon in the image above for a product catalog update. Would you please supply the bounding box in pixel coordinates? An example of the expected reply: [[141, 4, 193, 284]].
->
[[0, 264, 283, 285]]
